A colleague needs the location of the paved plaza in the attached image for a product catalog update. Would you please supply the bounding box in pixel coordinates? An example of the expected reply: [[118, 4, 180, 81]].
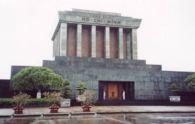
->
[[1, 106, 195, 124], [1, 106, 195, 116]]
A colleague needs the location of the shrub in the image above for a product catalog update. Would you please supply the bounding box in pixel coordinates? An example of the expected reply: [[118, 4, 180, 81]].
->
[[25, 98, 51, 106], [0, 98, 14, 107], [78, 90, 97, 105], [185, 73, 195, 90], [169, 83, 179, 92], [60, 80, 72, 98], [13, 92, 31, 106], [0, 98, 52, 108], [43, 92, 62, 104], [76, 81, 87, 95]]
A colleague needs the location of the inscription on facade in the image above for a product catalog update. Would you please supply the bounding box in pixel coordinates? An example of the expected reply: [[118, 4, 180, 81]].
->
[[81, 15, 121, 25]]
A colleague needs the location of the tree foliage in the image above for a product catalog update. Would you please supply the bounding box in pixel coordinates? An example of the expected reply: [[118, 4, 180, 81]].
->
[[169, 83, 179, 92], [185, 73, 195, 90], [60, 80, 72, 98], [76, 81, 87, 95], [12, 67, 65, 92]]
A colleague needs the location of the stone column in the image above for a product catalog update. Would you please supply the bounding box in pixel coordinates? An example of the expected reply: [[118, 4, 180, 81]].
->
[[132, 29, 137, 59], [127, 29, 132, 59], [91, 25, 96, 58], [77, 24, 82, 57], [105, 26, 110, 58], [118, 28, 124, 59], [59, 23, 67, 56]]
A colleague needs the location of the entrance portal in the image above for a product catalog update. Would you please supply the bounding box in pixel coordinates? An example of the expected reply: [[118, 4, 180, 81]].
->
[[107, 83, 120, 100], [99, 81, 134, 102]]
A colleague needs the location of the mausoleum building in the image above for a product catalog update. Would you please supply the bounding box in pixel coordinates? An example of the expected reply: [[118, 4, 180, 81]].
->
[[11, 9, 193, 105]]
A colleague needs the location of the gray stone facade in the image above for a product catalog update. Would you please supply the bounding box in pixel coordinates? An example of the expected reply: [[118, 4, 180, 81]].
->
[[11, 57, 192, 101], [42, 57, 192, 100]]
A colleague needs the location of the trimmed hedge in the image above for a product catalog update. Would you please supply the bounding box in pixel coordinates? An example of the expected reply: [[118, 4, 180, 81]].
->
[[25, 98, 52, 107], [0, 98, 53, 108], [0, 98, 14, 107]]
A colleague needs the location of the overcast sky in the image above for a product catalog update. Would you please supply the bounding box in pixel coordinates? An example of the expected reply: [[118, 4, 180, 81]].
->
[[0, 0, 195, 79]]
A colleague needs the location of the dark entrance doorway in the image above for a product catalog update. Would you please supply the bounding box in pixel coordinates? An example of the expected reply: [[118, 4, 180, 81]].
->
[[99, 81, 134, 104]]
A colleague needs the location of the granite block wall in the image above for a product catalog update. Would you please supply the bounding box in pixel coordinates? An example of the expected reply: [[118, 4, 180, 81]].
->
[[41, 57, 192, 100]]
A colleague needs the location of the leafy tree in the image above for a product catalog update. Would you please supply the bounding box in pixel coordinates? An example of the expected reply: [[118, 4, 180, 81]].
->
[[12, 67, 66, 97], [76, 81, 87, 95], [185, 73, 195, 90], [60, 80, 72, 98], [169, 83, 179, 92]]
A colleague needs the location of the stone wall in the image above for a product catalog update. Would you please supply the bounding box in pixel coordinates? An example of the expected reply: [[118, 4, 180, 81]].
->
[[10, 57, 192, 102], [0, 79, 11, 98], [42, 57, 192, 100]]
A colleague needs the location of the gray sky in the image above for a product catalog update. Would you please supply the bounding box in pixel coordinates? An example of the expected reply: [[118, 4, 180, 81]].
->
[[0, 0, 195, 79]]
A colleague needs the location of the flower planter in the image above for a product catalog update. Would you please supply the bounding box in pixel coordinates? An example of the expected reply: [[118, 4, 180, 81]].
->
[[82, 105, 91, 112], [49, 104, 60, 113], [13, 105, 24, 114]]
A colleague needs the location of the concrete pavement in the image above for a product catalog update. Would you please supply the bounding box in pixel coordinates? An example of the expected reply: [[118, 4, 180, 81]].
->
[[1, 106, 195, 116]]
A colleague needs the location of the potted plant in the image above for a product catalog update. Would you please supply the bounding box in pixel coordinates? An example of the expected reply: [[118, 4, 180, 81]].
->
[[43, 92, 62, 113], [77, 90, 96, 112], [13, 92, 31, 114], [60, 80, 72, 107], [168, 83, 180, 102]]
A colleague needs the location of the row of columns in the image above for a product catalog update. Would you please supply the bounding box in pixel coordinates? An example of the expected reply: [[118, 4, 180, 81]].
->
[[59, 23, 137, 59]]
